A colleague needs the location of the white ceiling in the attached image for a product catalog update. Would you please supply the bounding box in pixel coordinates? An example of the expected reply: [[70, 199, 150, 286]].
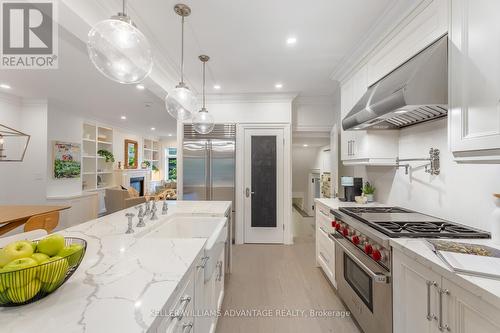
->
[[127, 0, 395, 96], [0, 27, 176, 137], [0, 0, 403, 137]]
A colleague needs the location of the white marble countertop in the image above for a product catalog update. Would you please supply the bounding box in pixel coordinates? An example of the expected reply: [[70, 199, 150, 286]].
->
[[314, 197, 386, 210], [0, 200, 232, 333], [391, 238, 500, 309]]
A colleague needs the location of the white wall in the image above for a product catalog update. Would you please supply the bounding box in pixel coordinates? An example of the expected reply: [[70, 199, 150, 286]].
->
[[363, 119, 500, 231], [292, 146, 322, 193], [292, 94, 338, 132], [46, 103, 83, 197], [0, 93, 48, 204]]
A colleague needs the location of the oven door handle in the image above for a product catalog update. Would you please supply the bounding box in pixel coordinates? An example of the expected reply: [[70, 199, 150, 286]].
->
[[330, 234, 390, 284]]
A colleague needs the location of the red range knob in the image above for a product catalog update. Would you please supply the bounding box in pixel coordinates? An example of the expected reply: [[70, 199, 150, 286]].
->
[[331, 220, 337, 228], [372, 250, 382, 261], [351, 235, 360, 245], [364, 244, 373, 255], [342, 228, 349, 237], [335, 223, 341, 231]]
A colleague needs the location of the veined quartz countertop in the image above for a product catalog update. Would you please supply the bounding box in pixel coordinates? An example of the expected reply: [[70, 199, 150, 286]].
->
[[0, 200, 231, 333], [391, 238, 500, 309], [314, 197, 386, 210]]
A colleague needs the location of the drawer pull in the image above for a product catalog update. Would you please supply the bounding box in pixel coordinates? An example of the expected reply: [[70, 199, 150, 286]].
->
[[172, 295, 192, 320], [197, 256, 209, 269], [182, 322, 193, 333], [319, 251, 329, 264], [426, 280, 437, 321]]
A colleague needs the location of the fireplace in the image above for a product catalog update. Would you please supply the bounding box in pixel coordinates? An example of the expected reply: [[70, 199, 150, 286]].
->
[[130, 177, 145, 196]]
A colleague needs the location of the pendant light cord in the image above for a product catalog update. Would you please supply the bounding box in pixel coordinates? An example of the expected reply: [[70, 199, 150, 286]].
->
[[202, 61, 206, 109], [122, 0, 126, 15], [180, 16, 185, 84]]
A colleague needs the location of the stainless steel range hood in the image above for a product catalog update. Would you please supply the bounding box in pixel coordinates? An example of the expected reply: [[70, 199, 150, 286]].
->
[[342, 35, 448, 131]]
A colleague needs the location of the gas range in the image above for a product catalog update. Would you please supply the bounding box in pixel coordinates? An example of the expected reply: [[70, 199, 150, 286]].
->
[[339, 206, 491, 239], [329, 206, 490, 271]]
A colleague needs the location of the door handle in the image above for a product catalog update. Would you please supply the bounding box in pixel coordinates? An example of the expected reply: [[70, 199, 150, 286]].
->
[[245, 188, 255, 197]]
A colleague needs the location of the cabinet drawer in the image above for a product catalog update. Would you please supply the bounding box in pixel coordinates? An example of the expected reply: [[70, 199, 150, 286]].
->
[[317, 227, 335, 286], [317, 209, 334, 234]]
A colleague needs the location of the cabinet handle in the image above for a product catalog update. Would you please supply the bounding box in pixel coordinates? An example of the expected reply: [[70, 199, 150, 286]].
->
[[172, 295, 192, 320], [348, 140, 352, 156], [182, 322, 193, 333], [217, 261, 223, 281], [351, 140, 355, 156], [197, 256, 209, 269], [426, 281, 437, 321], [438, 288, 450, 331]]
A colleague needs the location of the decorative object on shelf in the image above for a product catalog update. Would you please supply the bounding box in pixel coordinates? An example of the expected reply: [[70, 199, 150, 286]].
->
[[124, 139, 138, 169], [193, 55, 215, 134], [97, 149, 115, 163], [165, 4, 197, 121], [0, 123, 30, 162], [362, 181, 376, 202], [118, 161, 122, 169], [493, 194, 500, 245], [53, 142, 81, 179], [141, 161, 148, 169], [87, 0, 153, 84]]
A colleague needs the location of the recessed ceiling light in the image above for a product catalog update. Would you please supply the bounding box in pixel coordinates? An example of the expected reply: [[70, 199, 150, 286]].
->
[[395, 110, 408, 114], [275, 83, 283, 89], [213, 84, 221, 90], [286, 37, 297, 45], [151, 127, 156, 131], [120, 116, 127, 120], [168, 133, 173, 137], [136, 84, 145, 90], [303, 144, 309, 147], [353, 127, 361, 130], [0, 84, 11, 89]]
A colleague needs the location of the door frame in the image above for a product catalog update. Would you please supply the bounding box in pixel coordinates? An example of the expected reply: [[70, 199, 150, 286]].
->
[[235, 123, 292, 245], [307, 169, 320, 216]]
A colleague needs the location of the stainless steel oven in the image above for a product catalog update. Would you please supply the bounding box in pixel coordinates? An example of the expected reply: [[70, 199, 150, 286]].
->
[[331, 233, 392, 333]]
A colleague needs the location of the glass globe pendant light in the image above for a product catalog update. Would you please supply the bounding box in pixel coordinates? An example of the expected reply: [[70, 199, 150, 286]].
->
[[193, 55, 215, 134], [87, 0, 153, 84], [165, 4, 197, 121]]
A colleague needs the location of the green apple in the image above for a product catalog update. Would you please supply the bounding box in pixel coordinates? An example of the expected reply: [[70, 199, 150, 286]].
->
[[31, 253, 49, 264], [0, 249, 11, 268], [7, 278, 41, 303], [36, 234, 65, 256], [38, 256, 68, 284], [57, 243, 84, 267], [0, 240, 34, 265], [30, 241, 37, 252], [0, 257, 38, 288], [41, 281, 60, 293], [0, 290, 10, 304]]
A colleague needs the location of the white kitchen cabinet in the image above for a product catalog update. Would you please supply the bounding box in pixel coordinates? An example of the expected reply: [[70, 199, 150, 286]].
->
[[393, 251, 441, 333], [315, 204, 336, 287], [443, 278, 500, 333], [449, 0, 500, 162], [393, 249, 500, 333], [340, 67, 399, 165]]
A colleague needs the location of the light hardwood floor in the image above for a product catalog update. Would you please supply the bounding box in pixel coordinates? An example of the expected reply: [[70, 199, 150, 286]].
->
[[216, 210, 361, 333]]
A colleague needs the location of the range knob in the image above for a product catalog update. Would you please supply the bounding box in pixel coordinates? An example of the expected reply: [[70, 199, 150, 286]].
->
[[372, 250, 382, 261], [364, 243, 373, 255], [351, 235, 360, 245], [335, 223, 342, 231], [331, 220, 337, 228], [342, 227, 350, 237]]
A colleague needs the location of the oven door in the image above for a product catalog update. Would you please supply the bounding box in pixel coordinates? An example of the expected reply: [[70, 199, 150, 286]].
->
[[332, 233, 392, 333]]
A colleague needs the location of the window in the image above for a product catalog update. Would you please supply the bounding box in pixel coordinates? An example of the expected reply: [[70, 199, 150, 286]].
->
[[165, 147, 177, 181]]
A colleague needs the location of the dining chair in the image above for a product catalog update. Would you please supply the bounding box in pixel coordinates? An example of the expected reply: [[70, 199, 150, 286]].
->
[[23, 211, 59, 233]]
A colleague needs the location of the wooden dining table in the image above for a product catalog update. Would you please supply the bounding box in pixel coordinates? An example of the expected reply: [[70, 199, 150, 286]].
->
[[0, 205, 70, 236]]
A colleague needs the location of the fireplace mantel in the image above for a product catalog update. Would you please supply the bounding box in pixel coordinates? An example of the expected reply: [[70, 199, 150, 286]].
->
[[114, 169, 152, 193]]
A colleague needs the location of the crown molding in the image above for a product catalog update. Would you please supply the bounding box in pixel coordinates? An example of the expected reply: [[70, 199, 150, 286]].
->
[[205, 93, 298, 104], [330, 0, 425, 84], [292, 125, 332, 133]]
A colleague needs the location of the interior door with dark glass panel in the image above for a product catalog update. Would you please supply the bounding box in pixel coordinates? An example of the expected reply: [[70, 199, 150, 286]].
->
[[244, 128, 284, 243]]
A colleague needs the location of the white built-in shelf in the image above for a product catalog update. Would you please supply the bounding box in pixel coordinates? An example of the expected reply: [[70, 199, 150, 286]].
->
[[82, 123, 115, 192]]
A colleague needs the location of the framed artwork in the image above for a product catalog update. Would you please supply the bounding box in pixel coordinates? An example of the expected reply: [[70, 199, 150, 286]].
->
[[125, 139, 138, 169], [54, 141, 81, 179]]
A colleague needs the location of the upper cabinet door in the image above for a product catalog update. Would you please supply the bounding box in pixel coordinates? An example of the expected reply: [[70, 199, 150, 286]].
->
[[449, 0, 500, 162]]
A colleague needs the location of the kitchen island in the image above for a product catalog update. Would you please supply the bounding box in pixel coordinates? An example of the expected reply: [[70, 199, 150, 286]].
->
[[0, 201, 231, 333]]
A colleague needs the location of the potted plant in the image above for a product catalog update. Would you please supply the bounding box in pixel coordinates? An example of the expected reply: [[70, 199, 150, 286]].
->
[[362, 182, 376, 202], [97, 149, 115, 163]]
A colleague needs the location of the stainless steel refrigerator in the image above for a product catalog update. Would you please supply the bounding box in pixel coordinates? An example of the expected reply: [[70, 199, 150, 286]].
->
[[182, 123, 236, 239]]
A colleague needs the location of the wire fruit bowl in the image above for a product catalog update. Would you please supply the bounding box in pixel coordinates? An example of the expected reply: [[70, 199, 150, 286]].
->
[[0, 237, 87, 306]]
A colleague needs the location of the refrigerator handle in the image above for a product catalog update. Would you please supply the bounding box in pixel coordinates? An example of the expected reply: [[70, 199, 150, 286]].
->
[[205, 141, 210, 200], [209, 140, 213, 200]]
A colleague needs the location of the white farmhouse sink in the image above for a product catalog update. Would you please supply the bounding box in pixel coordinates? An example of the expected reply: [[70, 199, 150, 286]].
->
[[144, 216, 228, 282]]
